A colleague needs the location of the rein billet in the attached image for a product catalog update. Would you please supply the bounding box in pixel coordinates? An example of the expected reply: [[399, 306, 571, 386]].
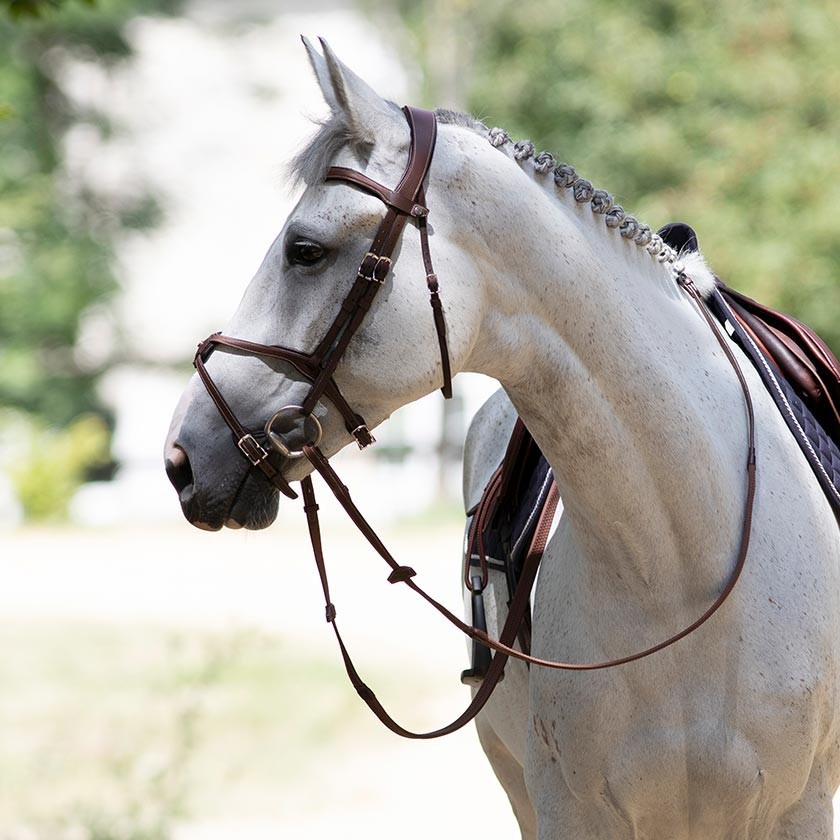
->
[[191, 106, 757, 740]]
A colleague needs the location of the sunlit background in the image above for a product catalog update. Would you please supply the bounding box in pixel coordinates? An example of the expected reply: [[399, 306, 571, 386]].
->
[[1, 0, 839, 837]]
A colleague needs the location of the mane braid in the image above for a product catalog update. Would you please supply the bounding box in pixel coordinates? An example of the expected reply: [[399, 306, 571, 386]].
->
[[289, 106, 714, 294], [486, 125, 680, 268]]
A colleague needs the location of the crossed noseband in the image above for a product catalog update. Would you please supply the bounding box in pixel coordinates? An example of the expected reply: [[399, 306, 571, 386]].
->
[[193, 106, 451, 499]]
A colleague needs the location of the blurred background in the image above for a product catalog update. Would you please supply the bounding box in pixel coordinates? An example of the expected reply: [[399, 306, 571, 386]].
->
[[1, 0, 838, 837]]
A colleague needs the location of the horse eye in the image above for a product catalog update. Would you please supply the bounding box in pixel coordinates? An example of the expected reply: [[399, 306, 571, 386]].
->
[[288, 239, 326, 266]]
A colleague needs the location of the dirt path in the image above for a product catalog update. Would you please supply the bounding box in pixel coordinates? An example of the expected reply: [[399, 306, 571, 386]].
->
[[5, 524, 840, 838]]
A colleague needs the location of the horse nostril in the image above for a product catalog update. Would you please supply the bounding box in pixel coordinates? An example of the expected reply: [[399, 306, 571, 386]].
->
[[165, 444, 194, 497]]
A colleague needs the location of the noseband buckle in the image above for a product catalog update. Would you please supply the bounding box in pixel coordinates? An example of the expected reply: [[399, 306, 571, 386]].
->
[[237, 433, 270, 466], [195, 106, 450, 488]]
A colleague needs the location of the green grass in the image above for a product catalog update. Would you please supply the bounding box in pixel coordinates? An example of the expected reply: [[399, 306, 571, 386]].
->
[[0, 620, 415, 838]]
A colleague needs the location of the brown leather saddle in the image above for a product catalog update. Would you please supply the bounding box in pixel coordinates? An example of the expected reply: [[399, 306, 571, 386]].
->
[[464, 222, 840, 680], [658, 223, 840, 446], [665, 222, 840, 511]]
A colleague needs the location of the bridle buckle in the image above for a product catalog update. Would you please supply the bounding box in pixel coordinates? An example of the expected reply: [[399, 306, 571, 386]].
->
[[237, 433, 269, 466], [359, 252, 392, 284]]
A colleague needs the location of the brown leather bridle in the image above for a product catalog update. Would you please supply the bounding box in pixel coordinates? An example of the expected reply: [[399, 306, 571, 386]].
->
[[194, 106, 449, 499], [192, 106, 758, 740]]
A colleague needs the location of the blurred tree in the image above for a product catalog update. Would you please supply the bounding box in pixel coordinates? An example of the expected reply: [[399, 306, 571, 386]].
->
[[1, 0, 95, 20], [0, 0, 180, 516], [387, 0, 840, 352]]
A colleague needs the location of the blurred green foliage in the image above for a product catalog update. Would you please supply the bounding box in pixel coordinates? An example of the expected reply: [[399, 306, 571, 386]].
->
[[0, 0, 179, 518], [0, 0, 177, 425], [392, 0, 840, 351], [10, 412, 109, 519], [2, 0, 96, 20]]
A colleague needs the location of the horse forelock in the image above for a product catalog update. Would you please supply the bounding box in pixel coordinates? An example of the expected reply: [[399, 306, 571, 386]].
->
[[287, 112, 359, 187]]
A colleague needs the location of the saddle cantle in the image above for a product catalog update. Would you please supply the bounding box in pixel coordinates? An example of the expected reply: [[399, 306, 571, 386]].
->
[[659, 222, 840, 512]]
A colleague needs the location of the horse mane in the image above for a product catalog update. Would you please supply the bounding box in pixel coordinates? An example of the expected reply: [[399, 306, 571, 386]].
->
[[287, 106, 715, 296]]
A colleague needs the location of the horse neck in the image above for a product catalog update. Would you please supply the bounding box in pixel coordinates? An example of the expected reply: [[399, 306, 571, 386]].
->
[[457, 146, 750, 598]]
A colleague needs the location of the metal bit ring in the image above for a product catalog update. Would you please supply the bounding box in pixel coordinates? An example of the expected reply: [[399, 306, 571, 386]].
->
[[264, 405, 323, 459]]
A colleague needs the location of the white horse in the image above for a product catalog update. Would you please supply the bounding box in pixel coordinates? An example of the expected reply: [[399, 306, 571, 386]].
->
[[165, 39, 840, 839]]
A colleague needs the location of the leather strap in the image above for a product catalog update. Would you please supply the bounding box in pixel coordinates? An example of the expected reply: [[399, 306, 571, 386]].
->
[[191, 102, 757, 738], [319, 107, 451, 401], [326, 167, 429, 217], [464, 464, 503, 591], [193, 105, 451, 496], [195, 334, 370, 444], [194, 335, 299, 499], [300, 459, 559, 738], [292, 272, 756, 737]]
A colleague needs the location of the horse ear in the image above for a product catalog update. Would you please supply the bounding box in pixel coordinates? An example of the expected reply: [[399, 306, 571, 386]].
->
[[302, 36, 403, 147], [301, 35, 340, 112]]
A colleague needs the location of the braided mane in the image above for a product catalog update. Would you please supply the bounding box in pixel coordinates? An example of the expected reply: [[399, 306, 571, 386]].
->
[[291, 106, 715, 294], [436, 110, 717, 297]]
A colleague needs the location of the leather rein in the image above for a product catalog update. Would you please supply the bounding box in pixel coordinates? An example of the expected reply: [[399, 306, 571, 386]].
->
[[193, 105, 758, 740]]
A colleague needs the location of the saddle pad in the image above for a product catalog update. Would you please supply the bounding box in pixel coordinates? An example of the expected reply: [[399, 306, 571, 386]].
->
[[466, 453, 554, 594], [708, 288, 840, 515]]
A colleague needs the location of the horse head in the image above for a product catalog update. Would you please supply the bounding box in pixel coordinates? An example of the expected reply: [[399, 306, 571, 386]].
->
[[164, 39, 489, 530]]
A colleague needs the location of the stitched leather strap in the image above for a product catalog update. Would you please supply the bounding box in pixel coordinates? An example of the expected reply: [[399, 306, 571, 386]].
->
[[293, 273, 756, 736], [194, 335, 299, 499], [191, 102, 757, 739], [325, 167, 429, 217], [300, 461, 559, 738], [320, 107, 451, 401], [195, 334, 370, 442], [193, 106, 450, 496]]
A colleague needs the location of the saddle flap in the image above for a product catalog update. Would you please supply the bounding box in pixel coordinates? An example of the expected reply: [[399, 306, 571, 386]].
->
[[725, 298, 823, 400]]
